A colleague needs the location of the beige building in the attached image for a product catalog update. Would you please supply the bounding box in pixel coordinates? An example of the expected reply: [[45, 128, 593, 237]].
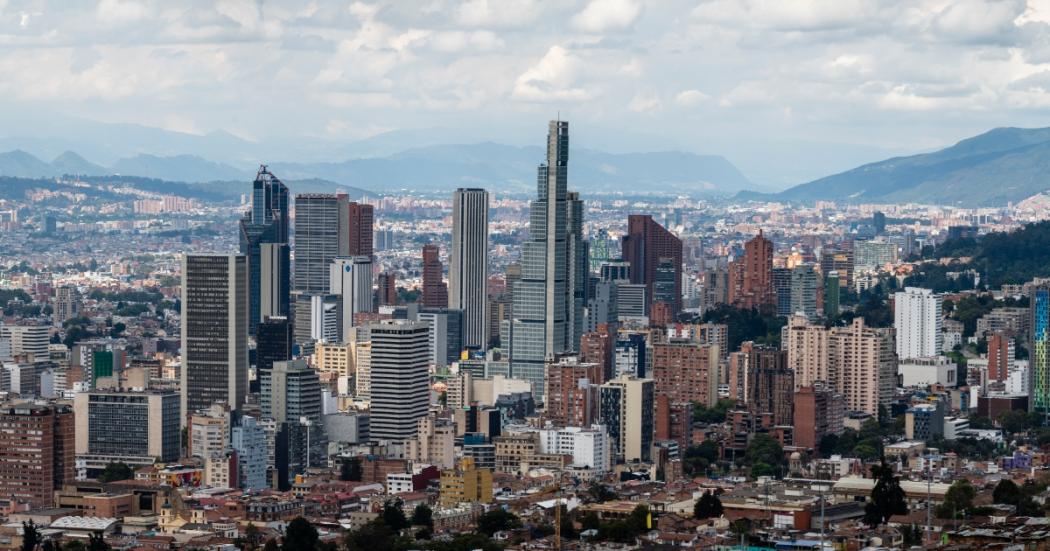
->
[[439, 458, 492, 507], [783, 314, 831, 389], [829, 318, 897, 416], [406, 414, 455, 470], [598, 374, 655, 463], [493, 433, 566, 474], [72, 389, 181, 463], [189, 403, 231, 459], [315, 342, 354, 378]]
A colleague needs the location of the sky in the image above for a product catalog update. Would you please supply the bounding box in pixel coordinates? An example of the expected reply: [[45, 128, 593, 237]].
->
[[3, 0, 1050, 188]]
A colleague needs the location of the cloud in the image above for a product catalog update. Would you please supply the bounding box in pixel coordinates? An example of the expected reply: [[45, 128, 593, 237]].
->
[[512, 45, 592, 102], [675, 89, 710, 106], [571, 0, 642, 33], [628, 91, 661, 112]]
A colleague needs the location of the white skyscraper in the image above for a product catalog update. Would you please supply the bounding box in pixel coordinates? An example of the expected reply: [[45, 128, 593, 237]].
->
[[449, 188, 490, 349], [367, 321, 431, 441], [894, 287, 942, 360], [330, 256, 374, 341]]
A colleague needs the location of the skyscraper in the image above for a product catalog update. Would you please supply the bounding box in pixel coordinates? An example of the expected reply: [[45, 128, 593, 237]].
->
[[255, 316, 292, 394], [510, 120, 587, 402], [294, 194, 349, 294], [347, 202, 374, 259], [449, 188, 490, 350], [377, 272, 397, 306], [622, 215, 683, 315], [729, 230, 774, 309], [368, 321, 431, 441], [894, 287, 942, 360], [263, 359, 326, 490], [824, 270, 840, 318], [239, 166, 289, 332], [790, 263, 819, 321], [0, 403, 74, 507], [181, 254, 248, 424], [598, 374, 654, 462], [829, 318, 896, 416], [1030, 284, 1050, 421], [421, 244, 448, 308], [53, 286, 78, 327], [330, 256, 374, 340]]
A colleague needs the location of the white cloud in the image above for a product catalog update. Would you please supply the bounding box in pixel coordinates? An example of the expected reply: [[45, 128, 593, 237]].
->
[[675, 89, 710, 106], [512, 45, 592, 102], [628, 91, 661, 112], [571, 0, 642, 33]]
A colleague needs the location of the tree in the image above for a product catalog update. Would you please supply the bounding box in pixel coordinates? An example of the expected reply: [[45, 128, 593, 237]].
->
[[86, 533, 109, 551], [729, 518, 752, 544], [746, 434, 784, 477], [40, 540, 55, 551], [381, 501, 409, 532], [683, 441, 720, 476], [937, 480, 976, 519], [693, 490, 724, 519], [410, 504, 433, 529], [993, 479, 1022, 505], [262, 539, 279, 551], [863, 459, 908, 527], [626, 505, 651, 535], [22, 521, 40, 551], [340, 457, 362, 481], [97, 462, 133, 483], [281, 517, 318, 551], [476, 508, 521, 536], [586, 482, 618, 503]]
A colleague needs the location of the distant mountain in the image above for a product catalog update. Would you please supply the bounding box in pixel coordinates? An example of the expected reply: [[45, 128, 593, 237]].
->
[[273, 142, 751, 194], [765, 127, 1050, 206], [0, 144, 750, 196]]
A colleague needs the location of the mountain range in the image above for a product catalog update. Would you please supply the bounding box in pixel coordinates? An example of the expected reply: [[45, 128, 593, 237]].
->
[[0, 144, 753, 196], [752, 127, 1050, 206]]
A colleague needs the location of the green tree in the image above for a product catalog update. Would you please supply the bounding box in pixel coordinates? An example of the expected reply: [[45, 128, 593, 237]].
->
[[40, 540, 55, 551], [22, 521, 40, 551], [410, 504, 433, 529], [746, 434, 784, 477], [261, 539, 279, 551], [863, 459, 908, 527], [626, 505, 651, 534], [683, 441, 720, 476], [693, 490, 724, 519], [937, 480, 976, 519], [993, 479, 1022, 505], [242, 523, 262, 551], [381, 501, 409, 532], [97, 462, 133, 483], [476, 508, 521, 536], [86, 532, 109, 551], [586, 482, 618, 503], [281, 517, 317, 551]]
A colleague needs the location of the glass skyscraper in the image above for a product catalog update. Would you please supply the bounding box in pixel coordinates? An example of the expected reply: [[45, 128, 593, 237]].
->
[[1031, 285, 1050, 421], [509, 120, 587, 403], [239, 166, 289, 333]]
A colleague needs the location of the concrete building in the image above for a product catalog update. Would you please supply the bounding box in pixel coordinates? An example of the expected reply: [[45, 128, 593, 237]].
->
[[421, 244, 448, 309], [651, 340, 719, 408], [0, 324, 50, 362], [899, 356, 957, 387], [0, 403, 74, 507], [74, 390, 181, 464], [406, 415, 455, 470], [189, 403, 230, 460], [537, 425, 610, 473], [729, 231, 774, 309], [293, 193, 349, 294], [439, 457, 492, 507], [599, 374, 654, 463], [894, 287, 942, 360], [449, 188, 490, 350], [231, 416, 268, 491], [181, 254, 248, 423], [789, 263, 819, 321], [367, 321, 430, 441], [263, 359, 326, 490], [544, 356, 602, 427], [622, 215, 683, 315], [793, 385, 844, 450], [829, 318, 897, 416], [988, 331, 1014, 382], [346, 202, 374, 259], [783, 314, 830, 390], [330, 256, 374, 340], [53, 286, 79, 327]]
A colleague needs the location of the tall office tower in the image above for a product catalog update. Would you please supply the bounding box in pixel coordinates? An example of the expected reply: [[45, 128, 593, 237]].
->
[[510, 121, 587, 402], [263, 359, 326, 490], [771, 267, 792, 317], [824, 270, 840, 318], [294, 193, 349, 293], [254, 316, 291, 394], [622, 215, 683, 315], [330, 256, 374, 340], [579, 324, 615, 383], [347, 202, 374, 259], [600, 261, 631, 283], [829, 318, 896, 416], [988, 332, 1015, 382], [0, 324, 50, 362], [651, 341, 720, 408], [181, 254, 248, 424], [74, 389, 181, 463], [894, 287, 942, 360], [544, 356, 602, 427], [614, 333, 647, 378], [368, 321, 430, 441], [820, 248, 854, 288], [231, 416, 268, 491], [377, 272, 397, 306], [653, 258, 678, 311], [53, 286, 78, 327], [417, 308, 464, 368], [0, 403, 74, 507], [421, 244, 448, 308], [598, 374, 654, 462], [783, 314, 830, 390], [873, 211, 886, 234], [744, 345, 793, 426], [239, 166, 290, 332], [790, 263, 819, 321], [1030, 284, 1050, 420], [730, 230, 774, 309], [793, 384, 844, 450], [585, 280, 619, 334], [449, 188, 490, 350], [292, 293, 340, 347]]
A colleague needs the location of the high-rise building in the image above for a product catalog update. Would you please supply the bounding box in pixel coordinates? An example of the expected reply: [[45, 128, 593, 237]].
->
[[189, 403, 230, 459], [988, 331, 1014, 382], [239, 166, 290, 332], [377, 272, 397, 306], [790, 263, 819, 321], [793, 384, 844, 450], [544, 356, 602, 427], [0, 403, 74, 507], [231, 416, 268, 491], [293, 293, 340, 346], [181, 254, 248, 424], [417, 308, 463, 368], [263, 359, 326, 490], [736, 230, 774, 309], [347, 202, 374, 259], [829, 318, 896, 416], [294, 194, 349, 294], [873, 211, 886, 234], [651, 341, 720, 408], [585, 280, 618, 334], [510, 121, 587, 402], [0, 324, 49, 362], [330, 256, 374, 340], [598, 374, 654, 462], [254, 316, 291, 394], [450, 188, 490, 350], [1030, 284, 1050, 421], [820, 248, 854, 288], [367, 322, 430, 441], [75, 389, 181, 463], [421, 244, 448, 308], [744, 345, 793, 426], [579, 324, 615, 383], [894, 287, 942, 360], [622, 215, 683, 315], [824, 270, 840, 318], [772, 267, 792, 317], [783, 314, 830, 390], [53, 286, 78, 327]]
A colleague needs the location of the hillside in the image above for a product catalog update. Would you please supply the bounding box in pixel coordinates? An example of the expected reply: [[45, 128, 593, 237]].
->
[[767, 127, 1050, 206]]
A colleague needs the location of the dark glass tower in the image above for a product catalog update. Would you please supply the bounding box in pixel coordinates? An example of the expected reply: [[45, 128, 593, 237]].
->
[[239, 166, 290, 334], [254, 316, 292, 394]]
